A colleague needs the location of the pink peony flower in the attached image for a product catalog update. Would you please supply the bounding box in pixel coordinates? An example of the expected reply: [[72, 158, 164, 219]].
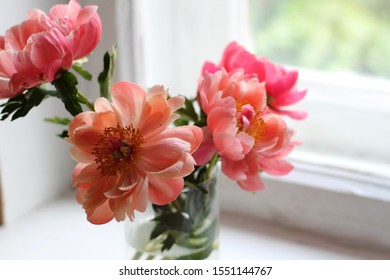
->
[[195, 69, 293, 191], [202, 41, 307, 119], [68, 82, 203, 224], [0, 0, 101, 98]]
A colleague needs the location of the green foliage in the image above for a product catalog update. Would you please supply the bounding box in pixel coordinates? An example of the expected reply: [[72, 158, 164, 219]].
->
[[0, 87, 49, 121], [52, 70, 83, 116], [44, 116, 72, 125], [174, 95, 207, 127], [98, 45, 117, 99], [44, 116, 71, 138], [72, 64, 93, 81]]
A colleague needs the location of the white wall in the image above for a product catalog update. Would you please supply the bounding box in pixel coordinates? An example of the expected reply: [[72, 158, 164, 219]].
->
[[0, 0, 73, 223]]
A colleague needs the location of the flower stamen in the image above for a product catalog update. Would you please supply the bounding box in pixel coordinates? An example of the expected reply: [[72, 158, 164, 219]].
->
[[92, 124, 144, 176], [236, 101, 265, 143]]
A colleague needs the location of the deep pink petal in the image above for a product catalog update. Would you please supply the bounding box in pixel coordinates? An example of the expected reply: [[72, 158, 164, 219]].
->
[[30, 28, 73, 70], [68, 16, 101, 59]]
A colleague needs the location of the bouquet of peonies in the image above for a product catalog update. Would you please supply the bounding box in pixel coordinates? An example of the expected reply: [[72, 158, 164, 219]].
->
[[0, 0, 306, 259]]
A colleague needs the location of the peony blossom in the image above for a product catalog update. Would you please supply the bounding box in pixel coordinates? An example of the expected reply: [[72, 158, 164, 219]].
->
[[202, 41, 307, 119], [68, 82, 203, 224], [0, 0, 101, 98], [195, 69, 293, 191]]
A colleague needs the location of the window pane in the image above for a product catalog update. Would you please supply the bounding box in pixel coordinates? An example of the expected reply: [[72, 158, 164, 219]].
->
[[249, 0, 390, 79]]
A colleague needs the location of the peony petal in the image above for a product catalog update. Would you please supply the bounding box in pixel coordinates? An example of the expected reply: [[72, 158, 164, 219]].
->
[[221, 157, 248, 182], [112, 81, 145, 126], [260, 157, 294, 176], [85, 199, 114, 225], [30, 28, 73, 71], [138, 137, 192, 175], [147, 126, 203, 154], [148, 175, 183, 205], [213, 131, 244, 161], [71, 125, 102, 153], [70, 146, 94, 163], [68, 16, 102, 59], [94, 97, 113, 113], [237, 173, 265, 192]]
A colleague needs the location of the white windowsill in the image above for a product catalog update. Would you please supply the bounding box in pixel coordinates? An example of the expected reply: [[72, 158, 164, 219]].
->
[[1, 190, 389, 260]]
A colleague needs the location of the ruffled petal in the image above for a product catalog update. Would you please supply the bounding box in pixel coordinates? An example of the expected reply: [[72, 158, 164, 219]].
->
[[112, 81, 145, 126], [148, 175, 183, 205]]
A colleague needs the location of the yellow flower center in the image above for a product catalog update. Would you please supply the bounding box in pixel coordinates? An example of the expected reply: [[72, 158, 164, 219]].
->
[[246, 116, 265, 143], [236, 101, 265, 143], [92, 124, 144, 176]]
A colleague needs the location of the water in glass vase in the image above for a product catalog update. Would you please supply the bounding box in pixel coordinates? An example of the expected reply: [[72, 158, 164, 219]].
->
[[124, 169, 219, 260]]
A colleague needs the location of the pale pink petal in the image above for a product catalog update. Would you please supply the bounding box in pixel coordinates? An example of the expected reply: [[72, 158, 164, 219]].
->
[[70, 146, 94, 163], [138, 138, 192, 175], [94, 97, 113, 113], [147, 126, 203, 154], [112, 81, 145, 126]]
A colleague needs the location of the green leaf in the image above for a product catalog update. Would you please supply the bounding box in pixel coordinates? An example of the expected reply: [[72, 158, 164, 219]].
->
[[44, 116, 72, 125], [98, 45, 117, 99], [184, 97, 198, 121], [57, 130, 69, 139], [0, 87, 48, 121], [184, 181, 208, 194], [72, 64, 93, 81], [52, 70, 83, 116], [150, 223, 167, 240], [161, 234, 175, 252], [154, 212, 193, 233], [174, 96, 199, 126]]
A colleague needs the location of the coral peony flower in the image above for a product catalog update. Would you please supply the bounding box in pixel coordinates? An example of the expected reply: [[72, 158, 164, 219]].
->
[[195, 69, 293, 191], [68, 82, 203, 224], [0, 0, 101, 98], [202, 41, 307, 119]]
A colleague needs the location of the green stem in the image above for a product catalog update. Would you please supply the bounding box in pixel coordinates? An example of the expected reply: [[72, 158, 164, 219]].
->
[[172, 197, 183, 212], [206, 153, 220, 180], [77, 91, 94, 111], [132, 250, 143, 260]]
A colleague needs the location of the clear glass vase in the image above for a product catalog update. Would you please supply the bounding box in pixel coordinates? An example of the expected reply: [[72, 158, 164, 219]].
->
[[124, 168, 219, 260]]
